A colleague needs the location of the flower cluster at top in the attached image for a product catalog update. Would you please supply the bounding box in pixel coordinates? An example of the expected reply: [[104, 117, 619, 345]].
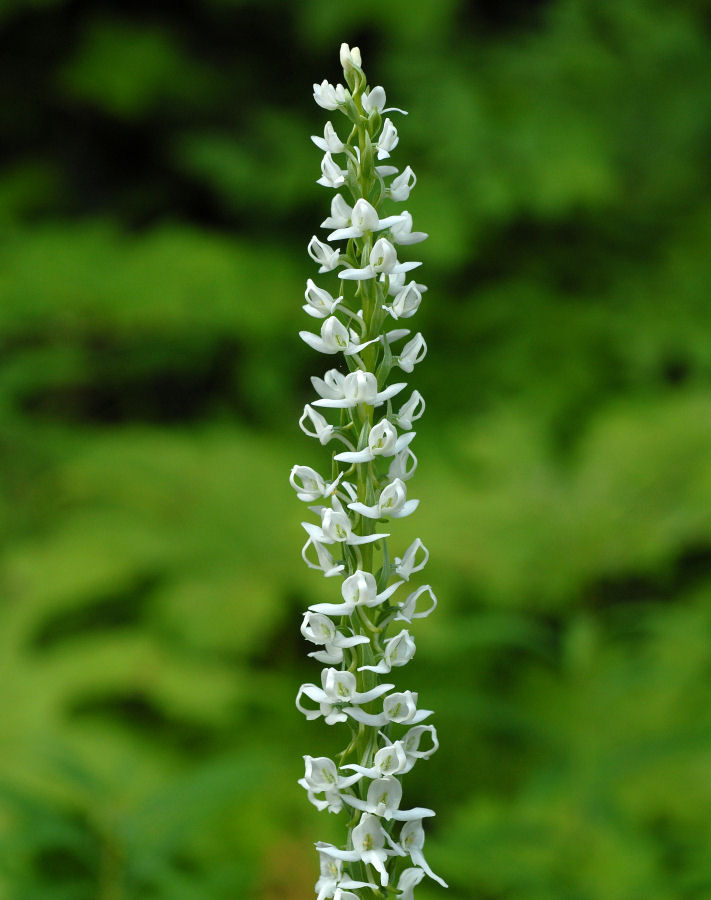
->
[[292, 43, 446, 899]]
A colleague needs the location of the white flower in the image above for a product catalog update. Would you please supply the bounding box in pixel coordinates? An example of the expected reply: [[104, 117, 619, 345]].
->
[[362, 86, 408, 116], [394, 538, 429, 580], [388, 445, 418, 481], [303, 279, 341, 318], [383, 690, 433, 725], [394, 389, 425, 429], [321, 194, 352, 229], [343, 775, 435, 822], [334, 419, 415, 464], [311, 368, 345, 400], [358, 628, 416, 674], [308, 236, 341, 272], [339, 42, 362, 70], [295, 668, 393, 725], [348, 477, 419, 520], [397, 868, 427, 900], [357, 729, 437, 777], [298, 756, 362, 813], [399, 819, 448, 887], [314, 851, 376, 900], [389, 165, 417, 201], [300, 611, 369, 664], [383, 281, 422, 319], [384, 271, 427, 298], [326, 198, 403, 242], [312, 370, 407, 409], [317, 152, 347, 188], [341, 740, 410, 779], [300, 316, 379, 356], [389, 211, 428, 245], [346, 689, 433, 728], [289, 465, 342, 502], [313, 80, 348, 110], [309, 569, 402, 616], [300, 536, 344, 577], [317, 813, 404, 887], [377, 117, 399, 159], [339, 237, 421, 282], [311, 121, 346, 154], [397, 333, 427, 373], [394, 584, 437, 623], [299, 404, 335, 444], [402, 724, 439, 768], [302, 496, 389, 546]]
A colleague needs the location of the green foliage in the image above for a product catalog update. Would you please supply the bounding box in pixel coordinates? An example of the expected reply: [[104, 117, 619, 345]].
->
[[2, 0, 711, 897]]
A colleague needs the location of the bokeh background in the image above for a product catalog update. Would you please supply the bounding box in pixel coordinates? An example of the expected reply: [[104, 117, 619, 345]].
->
[[2, 0, 711, 897]]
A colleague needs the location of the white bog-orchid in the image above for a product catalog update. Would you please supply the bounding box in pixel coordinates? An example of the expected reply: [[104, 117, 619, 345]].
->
[[313, 79, 349, 110], [317, 152, 347, 188], [389, 211, 428, 245], [334, 419, 414, 464], [339, 236, 421, 282], [295, 44, 445, 898], [358, 628, 416, 673], [314, 851, 377, 900], [312, 370, 407, 409], [309, 568, 402, 616], [348, 477, 419, 520], [342, 774, 435, 821], [394, 538, 430, 580], [307, 236, 341, 272], [303, 279, 341, 318], [389, 165, 417, 201], [377, 117, 399, 158], [397, 332, 428, 373], [400, 819, 448, 888], [311, 121, 346, 154], [296, 667, 394, 725], [394, 584, 438, 623], [300, 315, 379, 356], [300, 611, 370, 664], [384, 281, 423, 319], [326, 198, 403, 241], [341, 740, 410, 779], [299, 755, 362, 813], [317, 813, 403, 887]]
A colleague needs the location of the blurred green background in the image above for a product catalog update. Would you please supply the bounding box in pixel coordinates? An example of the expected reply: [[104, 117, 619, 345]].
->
[[2, 0, 711, 897]]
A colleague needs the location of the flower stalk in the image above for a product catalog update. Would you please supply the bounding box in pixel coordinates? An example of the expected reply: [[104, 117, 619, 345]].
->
[[294, 43, 445, 898]]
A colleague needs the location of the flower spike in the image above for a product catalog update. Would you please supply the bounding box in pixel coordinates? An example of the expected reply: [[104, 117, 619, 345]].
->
[[293, 44, 445, 898]]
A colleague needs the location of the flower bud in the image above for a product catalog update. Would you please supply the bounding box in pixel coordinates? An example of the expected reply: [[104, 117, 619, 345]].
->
[[339, 42, 362, 70]]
